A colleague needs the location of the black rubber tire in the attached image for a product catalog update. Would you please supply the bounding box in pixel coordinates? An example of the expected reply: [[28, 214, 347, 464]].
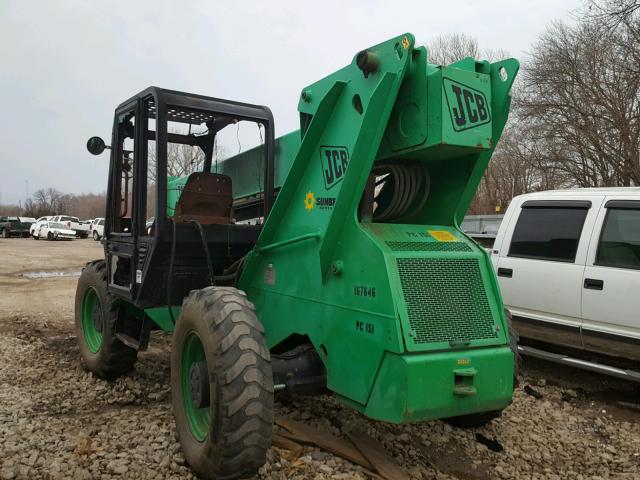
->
[[74, 260, 137, 379], [47, 232, 53, 240], [93, 231, 100, 241], [1, 229, 7, 238], [33, 233, 39, 240], [171, 286, 273, 480], [445, 309, 520, 428]]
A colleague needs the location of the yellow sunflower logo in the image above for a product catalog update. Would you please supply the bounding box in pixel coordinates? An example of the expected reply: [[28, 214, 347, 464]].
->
[[304, 191, 315, 211]]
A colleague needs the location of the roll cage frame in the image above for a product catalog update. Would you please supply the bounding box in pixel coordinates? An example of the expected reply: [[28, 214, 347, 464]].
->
[[104, 86, 276, 305]]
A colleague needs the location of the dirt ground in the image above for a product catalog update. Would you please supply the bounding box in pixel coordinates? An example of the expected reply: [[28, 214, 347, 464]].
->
[[1, 237, 639, 480]]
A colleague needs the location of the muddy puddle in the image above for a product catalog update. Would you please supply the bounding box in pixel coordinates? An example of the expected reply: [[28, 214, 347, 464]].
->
[[19, 269, 81, 279]]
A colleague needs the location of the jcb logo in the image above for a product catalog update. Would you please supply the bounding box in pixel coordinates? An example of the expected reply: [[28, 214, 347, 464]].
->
[[320, 146, 349, 190], [443, 78, 491, 132]]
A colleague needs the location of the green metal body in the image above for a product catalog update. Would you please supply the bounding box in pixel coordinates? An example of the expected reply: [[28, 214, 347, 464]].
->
[[148, 33, 519, 423]]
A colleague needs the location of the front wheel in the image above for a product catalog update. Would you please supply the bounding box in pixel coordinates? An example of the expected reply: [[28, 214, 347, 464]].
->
[[93, 230, 100, 241], [171, 287, 273, 480], [1, 229, 7, 238], [74, 260, 137, 378]]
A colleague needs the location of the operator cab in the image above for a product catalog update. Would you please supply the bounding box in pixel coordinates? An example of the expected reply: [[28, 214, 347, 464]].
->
[[87, 87, 275, 308]]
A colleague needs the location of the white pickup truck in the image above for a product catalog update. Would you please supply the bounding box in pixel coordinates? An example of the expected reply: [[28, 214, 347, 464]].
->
[[50, 215, 89, 238], [491, 188, 640, 381]]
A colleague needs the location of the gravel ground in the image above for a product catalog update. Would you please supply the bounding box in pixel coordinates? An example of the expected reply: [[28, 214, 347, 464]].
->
[[1, 238, 639, 479]]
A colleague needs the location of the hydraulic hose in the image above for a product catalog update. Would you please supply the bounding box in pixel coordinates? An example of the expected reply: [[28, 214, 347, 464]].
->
[[190, 219, 215, 287], [165, 219, 247, 325], [372, 163, 430, 222]]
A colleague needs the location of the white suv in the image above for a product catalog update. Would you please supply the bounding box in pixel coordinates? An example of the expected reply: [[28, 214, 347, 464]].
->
[[491, 188, 640, 381], [91, 218, 105, 241]]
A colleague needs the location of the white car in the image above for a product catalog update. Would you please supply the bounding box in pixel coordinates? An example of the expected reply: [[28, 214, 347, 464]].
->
[[491, 187, 640, 381], [35, 221, 76, 241], [91, 218, 105, 240], [30, 216, 53, 237]]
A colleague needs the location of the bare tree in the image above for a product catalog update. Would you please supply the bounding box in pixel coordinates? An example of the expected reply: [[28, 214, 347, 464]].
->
[[148, 142, 205, 183], [426, 33, 509, 65], [587, 0, 640, 27], [587, 0, 640, 78], [427, 33, 523, 213], [519, 18, 640, 187], [66, 193, 106, 219], [0, 204, 22, 216], [427, 33, 480, 65], [29, 188, 68, 215], [21, 188, 106, 219]]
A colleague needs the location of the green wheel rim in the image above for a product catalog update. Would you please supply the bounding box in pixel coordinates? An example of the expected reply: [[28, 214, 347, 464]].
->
[[82, 287, 103, 353], [181, 331, 211, 441]]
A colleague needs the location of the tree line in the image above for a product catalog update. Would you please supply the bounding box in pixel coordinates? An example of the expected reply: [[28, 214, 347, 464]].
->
[[0, 189, 106, 220], [460, 0, 640, 213], [2, 1, 638, 218]]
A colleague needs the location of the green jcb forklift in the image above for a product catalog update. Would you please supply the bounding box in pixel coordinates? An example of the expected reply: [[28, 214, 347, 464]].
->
[[77, 33, 519, 479]]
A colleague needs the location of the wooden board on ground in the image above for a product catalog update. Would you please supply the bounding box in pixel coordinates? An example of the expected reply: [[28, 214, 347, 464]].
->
[[276, 417, 374, 470], [272, 433, 304, 458], [347, 429, 410, 480]]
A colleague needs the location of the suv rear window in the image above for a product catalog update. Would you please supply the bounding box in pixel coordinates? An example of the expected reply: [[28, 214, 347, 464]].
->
[[59, 216, 78, 222], [508, 206, 589, 262], [596, 208, 640, 269]]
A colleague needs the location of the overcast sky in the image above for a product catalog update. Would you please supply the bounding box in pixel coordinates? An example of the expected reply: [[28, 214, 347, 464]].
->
[[0, 0, 582, 206]]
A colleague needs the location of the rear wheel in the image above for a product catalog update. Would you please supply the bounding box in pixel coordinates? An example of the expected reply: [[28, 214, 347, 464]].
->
[[74, 260, 137, 378], [445, 309, 520, 428], [171, 287, 273, 480]]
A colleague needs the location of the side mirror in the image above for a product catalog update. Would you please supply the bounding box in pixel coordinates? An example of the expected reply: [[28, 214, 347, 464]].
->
[[86, 136, 110, 155]]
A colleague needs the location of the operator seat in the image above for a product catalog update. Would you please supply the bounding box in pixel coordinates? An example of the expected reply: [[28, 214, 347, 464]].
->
[[172, 172, 233, 225]]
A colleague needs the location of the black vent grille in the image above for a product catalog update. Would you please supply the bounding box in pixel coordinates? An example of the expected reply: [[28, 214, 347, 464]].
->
[[386, 241, 472, 252], [396, 258, 497, 345]]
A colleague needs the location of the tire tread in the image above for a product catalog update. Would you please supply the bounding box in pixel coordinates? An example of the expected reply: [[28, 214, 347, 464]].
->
[[174, 286, 273, 479], [75, 260, 137, 379]]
